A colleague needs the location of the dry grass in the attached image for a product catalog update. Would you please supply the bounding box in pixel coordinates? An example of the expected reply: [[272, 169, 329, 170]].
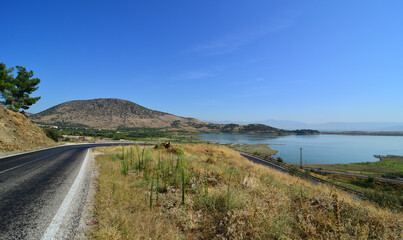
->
[[91, 144, 402, 239], [0, 106, 55, 152]]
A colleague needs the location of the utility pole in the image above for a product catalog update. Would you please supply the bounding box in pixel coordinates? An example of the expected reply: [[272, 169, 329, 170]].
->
[[299, 148, 303, 169]]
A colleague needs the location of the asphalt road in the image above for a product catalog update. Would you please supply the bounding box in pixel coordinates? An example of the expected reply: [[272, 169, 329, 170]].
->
[[0, 143, 132, 239]]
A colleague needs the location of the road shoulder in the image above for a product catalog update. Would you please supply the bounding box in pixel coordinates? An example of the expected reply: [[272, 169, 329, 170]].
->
[[74, 150, 100, 239]]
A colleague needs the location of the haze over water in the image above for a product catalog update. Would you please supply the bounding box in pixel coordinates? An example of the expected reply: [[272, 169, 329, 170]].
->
[[198, 134, 403, 164]]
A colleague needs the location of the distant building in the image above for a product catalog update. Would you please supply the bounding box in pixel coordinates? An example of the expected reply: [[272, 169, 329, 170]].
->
[[50, 125, 58, 129]]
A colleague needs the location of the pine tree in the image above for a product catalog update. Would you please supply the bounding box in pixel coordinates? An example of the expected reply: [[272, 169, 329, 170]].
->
[[0, 65, 41, 112], [0, 63, 13, 94]]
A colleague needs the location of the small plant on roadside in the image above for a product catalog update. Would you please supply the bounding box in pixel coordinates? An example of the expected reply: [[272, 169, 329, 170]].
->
[[150, 169, 155, 210], [332, 192, 342, 240], [121, 158, 129, 176], [227, 168, 233, 211], [181, 158, 186, 206]]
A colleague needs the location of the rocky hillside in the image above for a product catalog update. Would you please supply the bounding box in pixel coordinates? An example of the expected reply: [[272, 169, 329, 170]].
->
[[0, 106, 55, 152], [30, 98, 202, 129]]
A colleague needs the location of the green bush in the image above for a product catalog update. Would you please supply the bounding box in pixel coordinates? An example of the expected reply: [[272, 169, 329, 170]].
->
[[44, 128, 60, 142], [350, 177, 375, 188]]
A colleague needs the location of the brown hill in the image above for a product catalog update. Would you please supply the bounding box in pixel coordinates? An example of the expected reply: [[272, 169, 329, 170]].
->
[[30, 98, 202, 129], [0, 106, 55, 152]]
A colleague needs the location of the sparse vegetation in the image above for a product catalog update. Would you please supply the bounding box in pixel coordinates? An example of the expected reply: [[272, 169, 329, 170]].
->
[[0, 106, 55, 152], [229, 143, 278, 156], [91, 144, 402, 239], [306, 156, 403, 179]]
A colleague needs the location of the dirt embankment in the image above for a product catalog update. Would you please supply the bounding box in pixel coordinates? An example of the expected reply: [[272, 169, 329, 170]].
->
[[0, 106, 55, 153]]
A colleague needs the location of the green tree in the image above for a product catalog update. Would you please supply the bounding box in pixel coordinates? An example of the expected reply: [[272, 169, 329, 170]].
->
[[1, 65, 41, 112], [0, 63, 14, 94]]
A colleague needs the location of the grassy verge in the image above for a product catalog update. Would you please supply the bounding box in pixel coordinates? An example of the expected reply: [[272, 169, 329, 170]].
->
[[307, 169, 403, 210], [228, 143, 278, 157], [305, 156, 403, 179], [91, 144, 402, 239]]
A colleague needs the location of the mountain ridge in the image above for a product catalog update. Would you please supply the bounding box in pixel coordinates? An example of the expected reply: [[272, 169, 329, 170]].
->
[[30, 98, 318, 135], [207, 119, 403, 131]]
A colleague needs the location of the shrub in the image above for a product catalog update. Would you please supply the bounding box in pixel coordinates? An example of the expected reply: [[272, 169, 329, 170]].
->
[[350, 177, 375, 188], [277, 157, 283, 163], [44, 128, 60, 142]]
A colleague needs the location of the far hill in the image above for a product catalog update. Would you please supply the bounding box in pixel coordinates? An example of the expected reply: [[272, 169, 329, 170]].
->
[[0, 106, 55, 152], [30, 98, 319, 135], [30, 98, 202, 129]]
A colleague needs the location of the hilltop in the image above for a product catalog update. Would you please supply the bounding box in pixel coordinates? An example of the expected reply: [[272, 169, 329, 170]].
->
[[30, 98, 202, 129], [30, 98, 318, 135], [0, 106, 55, 152]]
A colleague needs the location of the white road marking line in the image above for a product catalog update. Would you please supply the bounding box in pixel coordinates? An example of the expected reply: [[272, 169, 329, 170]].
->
[[41, 148, 91, 240], [0, 143, 95, 160], [0, 153, 54, 174]]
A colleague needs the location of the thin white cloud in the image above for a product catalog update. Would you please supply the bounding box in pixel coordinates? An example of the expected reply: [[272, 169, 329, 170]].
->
[[191, 21, 292, 56]]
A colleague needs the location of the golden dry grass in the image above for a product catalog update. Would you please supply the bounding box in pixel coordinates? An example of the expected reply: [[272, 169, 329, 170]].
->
[[0, 106, 55, 152], [91, 144, 402, 240]]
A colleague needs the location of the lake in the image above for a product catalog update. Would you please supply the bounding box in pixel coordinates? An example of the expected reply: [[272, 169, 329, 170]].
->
[[197, 134, 403, 164]]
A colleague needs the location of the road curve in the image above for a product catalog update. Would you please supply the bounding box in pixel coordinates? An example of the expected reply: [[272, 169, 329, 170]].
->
[[0, 143, 131, 239]]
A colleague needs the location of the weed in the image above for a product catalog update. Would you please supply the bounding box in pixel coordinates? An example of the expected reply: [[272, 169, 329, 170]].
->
[[150, 169, 155, 210], [332, 192, 342, 240], [181, 158, 186, 206], [121, 158, 129, 176], [227, 168, 233, 211]]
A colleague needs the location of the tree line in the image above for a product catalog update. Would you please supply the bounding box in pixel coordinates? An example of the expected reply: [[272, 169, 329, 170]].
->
[[0, 62, 41, 112]]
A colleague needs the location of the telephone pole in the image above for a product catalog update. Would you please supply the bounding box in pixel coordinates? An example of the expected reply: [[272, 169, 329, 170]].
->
[[299, 148, 303, 169]]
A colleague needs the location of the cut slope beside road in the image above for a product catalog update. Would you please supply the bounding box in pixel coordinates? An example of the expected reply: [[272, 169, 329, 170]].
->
[[0, 106, 55, 153]]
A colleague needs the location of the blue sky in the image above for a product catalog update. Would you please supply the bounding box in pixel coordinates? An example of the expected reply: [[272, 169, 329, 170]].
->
[[1, 1, 402, 123]]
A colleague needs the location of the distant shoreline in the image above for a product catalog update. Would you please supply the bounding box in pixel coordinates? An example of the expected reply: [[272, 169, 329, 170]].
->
[[321, 131, 403, 136]]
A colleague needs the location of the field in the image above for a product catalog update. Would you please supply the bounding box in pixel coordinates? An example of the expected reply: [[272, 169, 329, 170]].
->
[[56, 127, 204, 143], [90, 144, 402, 239], [305, 156, 403, 179]]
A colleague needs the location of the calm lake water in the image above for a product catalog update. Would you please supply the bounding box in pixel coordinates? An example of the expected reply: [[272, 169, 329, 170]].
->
[[197, 134, 403, 164]]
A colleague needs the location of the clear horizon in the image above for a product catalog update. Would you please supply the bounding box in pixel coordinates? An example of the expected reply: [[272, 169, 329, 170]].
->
[[1, 1, 402, 123]]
